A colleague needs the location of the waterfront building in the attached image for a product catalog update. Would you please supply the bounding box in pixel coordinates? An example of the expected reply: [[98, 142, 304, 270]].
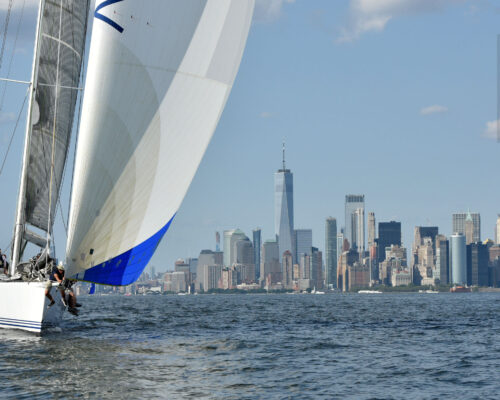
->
[[337, 249, 359, 291], [435, 235, 449, 284], [391, 269, 412, 287], [299, 253, 311, 280], [275, 144, 294, 263], [233, 263, 255, 284], [466, 242, 489, 286], [164, 271, 189, 293], [201, 265, 222, 292], [377, 221, 401, 262], [325, 217, 338, 288], [367, 212, 376, 249], [282, 250, 294, 289], [450, 233, 467, 285], [220, 267, 237, 290], [294, 229, 313, 262], [253, 228, 262, 281], [196, 250, 223, 291], [345, 195, 365, 250], [311, 247, 323, 290], [347, 263, 370, 291], [453, 212, 481, 243], [261, 239, 281, 285]]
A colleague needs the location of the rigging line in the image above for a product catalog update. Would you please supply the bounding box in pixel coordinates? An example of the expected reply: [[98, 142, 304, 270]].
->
[[0, 0, 14, 70], [0, 0, 26, 111], [46, 0, 64, 247], [0, 84, 29, 176]]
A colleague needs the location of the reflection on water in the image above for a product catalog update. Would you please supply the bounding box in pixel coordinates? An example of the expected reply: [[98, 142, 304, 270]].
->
[[1, 293, 500, 399]]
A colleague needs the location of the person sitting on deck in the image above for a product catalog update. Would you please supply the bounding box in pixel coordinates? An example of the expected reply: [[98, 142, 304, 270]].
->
[[45, 261, 66, 308]]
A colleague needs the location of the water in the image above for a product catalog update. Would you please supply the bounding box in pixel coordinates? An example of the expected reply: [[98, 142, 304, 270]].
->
[[1, 293, 499, 399]]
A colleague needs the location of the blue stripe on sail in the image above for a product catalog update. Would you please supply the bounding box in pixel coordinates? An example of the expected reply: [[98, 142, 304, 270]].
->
[[77, 216, 175, 286]]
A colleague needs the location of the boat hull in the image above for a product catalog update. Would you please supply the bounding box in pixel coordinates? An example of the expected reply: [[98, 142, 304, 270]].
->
[[0, 281, 65, 333]]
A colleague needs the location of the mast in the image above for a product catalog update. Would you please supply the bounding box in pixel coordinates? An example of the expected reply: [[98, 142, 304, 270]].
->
[[10, 0, 45, 273]]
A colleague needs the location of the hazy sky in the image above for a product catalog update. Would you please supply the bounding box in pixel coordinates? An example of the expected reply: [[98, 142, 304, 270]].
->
[[1, 0, 499, 273]]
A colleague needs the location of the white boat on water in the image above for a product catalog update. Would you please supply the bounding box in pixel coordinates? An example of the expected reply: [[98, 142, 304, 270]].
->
[[358, 290, 383, 294], [0, 0, 254, 333]]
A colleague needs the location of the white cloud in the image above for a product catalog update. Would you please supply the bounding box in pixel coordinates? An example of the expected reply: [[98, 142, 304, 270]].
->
[[483, 119, 499, 140], [254, 0, 295, 23], [260, 111, 274, 118], [420, 105, 448, 115], [338, 0, 466, 43]]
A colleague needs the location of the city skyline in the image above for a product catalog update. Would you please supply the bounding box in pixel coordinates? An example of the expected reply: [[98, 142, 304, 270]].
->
[[0, 1, 499, 273]]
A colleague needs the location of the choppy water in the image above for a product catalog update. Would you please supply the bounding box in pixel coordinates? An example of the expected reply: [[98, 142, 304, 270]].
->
[[1, 292, 500, 399]]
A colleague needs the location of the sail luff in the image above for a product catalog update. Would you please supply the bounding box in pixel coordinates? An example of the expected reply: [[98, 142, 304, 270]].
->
[[11, 0, 46, 271]]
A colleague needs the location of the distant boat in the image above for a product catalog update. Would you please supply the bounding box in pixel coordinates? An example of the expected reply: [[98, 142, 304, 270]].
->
[[450, 285, 472, 293], [0, 1, 254, 333], [358, 290, 382, 294], [419, 289, 439, 294]]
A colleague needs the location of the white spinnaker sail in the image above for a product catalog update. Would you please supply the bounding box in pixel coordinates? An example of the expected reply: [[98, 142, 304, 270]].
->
[[66, 0, 254, 284]]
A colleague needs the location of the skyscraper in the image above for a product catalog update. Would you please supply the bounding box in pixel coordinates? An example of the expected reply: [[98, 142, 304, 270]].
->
[[345, 195, 365, 250], [294, 229, 312, 261], [464, 212, 474, 245], [452, 212, 480, 242], [275, 144, 294, 263], [466, 242, 489, 286], [223, 229, 246, 267], [253, 228, 262, 281], [435, 235, 449, 284], [377, 221, 401, 263], [261, 239, 281, 285], [325, 217, 337, 288], [450, 233, 466, 285], [354, 207, 365, 254], [367, 212, 376, 249]]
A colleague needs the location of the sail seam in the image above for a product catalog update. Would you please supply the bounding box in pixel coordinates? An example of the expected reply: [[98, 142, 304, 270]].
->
[[41, 33, 82, 59]]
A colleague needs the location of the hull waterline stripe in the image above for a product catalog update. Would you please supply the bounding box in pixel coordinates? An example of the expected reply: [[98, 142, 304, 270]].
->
[[0, 322, 41, 330], [0, 317, 42, 324], [76, 215, 175, 286]]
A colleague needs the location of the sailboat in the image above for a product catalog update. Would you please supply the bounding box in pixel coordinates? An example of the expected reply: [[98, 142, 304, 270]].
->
[[0, 0, 254, 333]]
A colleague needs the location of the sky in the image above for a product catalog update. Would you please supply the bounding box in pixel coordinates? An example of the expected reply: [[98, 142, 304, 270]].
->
[[0, 0, 499, 274]]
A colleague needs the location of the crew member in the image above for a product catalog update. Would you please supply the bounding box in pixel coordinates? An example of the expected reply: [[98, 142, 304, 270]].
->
[[45, 261, 66, 307]]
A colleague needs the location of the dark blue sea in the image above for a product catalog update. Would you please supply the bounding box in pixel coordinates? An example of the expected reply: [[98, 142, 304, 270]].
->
[[1, 292, 499, 399]]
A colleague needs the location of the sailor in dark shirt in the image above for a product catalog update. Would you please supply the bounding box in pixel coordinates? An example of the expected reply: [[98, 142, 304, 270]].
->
[[45, 262, 66, 307]]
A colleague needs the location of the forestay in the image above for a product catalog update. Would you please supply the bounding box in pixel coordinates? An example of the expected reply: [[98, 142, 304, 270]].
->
[[24, 0, 89, 232], [66, 0, 254, 285]]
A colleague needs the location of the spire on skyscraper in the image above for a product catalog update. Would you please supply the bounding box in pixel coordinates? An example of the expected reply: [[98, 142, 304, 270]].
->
[[282, 140, 286, 170]]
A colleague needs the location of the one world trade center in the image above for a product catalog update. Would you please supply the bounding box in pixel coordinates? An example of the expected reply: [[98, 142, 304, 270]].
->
[[275, 144, 294, 264]]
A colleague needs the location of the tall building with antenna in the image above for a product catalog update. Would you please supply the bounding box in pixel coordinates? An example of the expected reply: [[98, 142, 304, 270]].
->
[[275, 143, 294, 264]]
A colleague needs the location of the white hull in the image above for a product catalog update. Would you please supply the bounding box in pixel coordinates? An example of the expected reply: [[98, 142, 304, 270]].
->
[[0, 281, 65, 333]]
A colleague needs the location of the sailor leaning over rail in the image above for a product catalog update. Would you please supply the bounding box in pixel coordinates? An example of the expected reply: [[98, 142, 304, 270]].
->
[[45, 261, 66, 308]]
